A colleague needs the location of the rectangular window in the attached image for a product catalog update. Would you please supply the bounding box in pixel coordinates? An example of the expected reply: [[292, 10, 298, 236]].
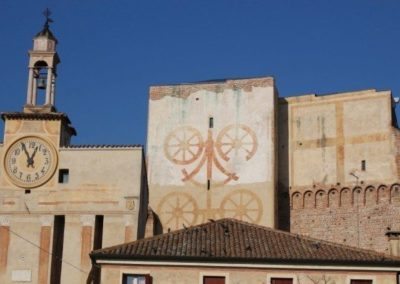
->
[[203, 276, 225, 284], [92, 215, 104, 284], [361, 160, 366, 171], [209, 117, 214, 128], [122, 274, 152, 284], [50, 215, 65, 284], [350, 280, 372, 284], [58, 169, 69, 183], [271, 278, 293, 284]]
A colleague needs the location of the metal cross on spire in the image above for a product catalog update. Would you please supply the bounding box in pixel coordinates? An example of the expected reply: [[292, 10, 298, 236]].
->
[[43, 8, 54, 28]]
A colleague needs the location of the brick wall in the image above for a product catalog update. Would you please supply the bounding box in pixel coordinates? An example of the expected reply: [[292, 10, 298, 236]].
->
[[290, 183, 400, 254]]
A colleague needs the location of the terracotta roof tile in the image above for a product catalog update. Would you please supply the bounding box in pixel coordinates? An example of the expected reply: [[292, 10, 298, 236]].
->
[[91, 218, 400, 266], [1, 112, 76, 135]]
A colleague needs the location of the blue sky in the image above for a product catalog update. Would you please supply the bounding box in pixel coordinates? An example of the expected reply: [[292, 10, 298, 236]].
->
[[1, 1, 399, 146]]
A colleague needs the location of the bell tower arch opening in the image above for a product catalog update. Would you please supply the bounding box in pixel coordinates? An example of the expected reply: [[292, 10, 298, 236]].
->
[[25, 9, 60, 113]]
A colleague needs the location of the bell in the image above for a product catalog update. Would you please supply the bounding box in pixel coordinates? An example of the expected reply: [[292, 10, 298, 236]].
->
[[37, 78, 47, 90]]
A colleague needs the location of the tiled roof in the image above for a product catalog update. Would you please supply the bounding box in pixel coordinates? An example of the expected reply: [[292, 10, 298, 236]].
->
[[63, 144, 142, 149], [2, 112, 76, 135], [91, 218, 400, 266], [2, 112, 71, 123], [35, 25, 57, 42]]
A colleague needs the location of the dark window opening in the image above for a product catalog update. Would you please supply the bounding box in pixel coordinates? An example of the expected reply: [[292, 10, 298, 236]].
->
[[25, 189, 31, 194], [50, 215, 65, 284], [350, 280, 373, 284], [122, 274, 152, 284], [361, 160, 366, 171], [92, 215, 104, 284], [209, 117, 214, 128], [58, 169, 69, 183], [207, 179, 211, 190], [271, 278, 293, 284], [203, 276, 225, 284]]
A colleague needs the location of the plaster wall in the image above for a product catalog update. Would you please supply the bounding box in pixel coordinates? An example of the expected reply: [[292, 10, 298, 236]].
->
[[100, 264, 397, 284], [0, 118, 146, 284], [279, 89, 397, 189], [283, 89, 400, 253], [147, 77, 278, 231]]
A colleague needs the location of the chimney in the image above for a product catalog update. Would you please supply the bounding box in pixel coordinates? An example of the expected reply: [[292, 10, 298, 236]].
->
[[386, 231, 400, 256]]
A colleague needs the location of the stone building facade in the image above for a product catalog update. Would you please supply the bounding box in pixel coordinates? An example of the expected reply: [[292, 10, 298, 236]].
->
[[0, 21, 148, 284], [279, 89, 400, 254], [147, 83, 400, 255]]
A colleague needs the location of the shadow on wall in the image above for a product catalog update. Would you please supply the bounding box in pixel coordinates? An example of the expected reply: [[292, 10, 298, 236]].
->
[[277, 99, 290, 231]]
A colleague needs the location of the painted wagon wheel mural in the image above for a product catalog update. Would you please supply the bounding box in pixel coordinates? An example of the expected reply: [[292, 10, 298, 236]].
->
[[221, 189, 262, 223], [163, 124, 258, 187], [164, 126, 204, 165], [157, 192, 199, 229], [216, 124, 258, 161]]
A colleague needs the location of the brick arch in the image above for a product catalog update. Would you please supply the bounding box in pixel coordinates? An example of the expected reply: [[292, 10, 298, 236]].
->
[[315, 189, 327, 209], [340, 187, 351, 207], [353, 186, 363, 206], [390, 183, 400, 204], [304, 190, 314, 209], [328, 188, 339, 208], [364, 185, 377, 206], [291, 192, 303, 209], [377, 184, 390, 204]]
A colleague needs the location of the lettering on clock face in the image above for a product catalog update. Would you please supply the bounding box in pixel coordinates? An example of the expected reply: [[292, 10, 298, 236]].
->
[[4, 137, 57, 188]]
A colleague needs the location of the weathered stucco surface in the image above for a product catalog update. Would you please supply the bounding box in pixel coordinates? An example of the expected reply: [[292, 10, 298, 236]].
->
[[282, 89, 400, 253], [147, 77, 278, 231]]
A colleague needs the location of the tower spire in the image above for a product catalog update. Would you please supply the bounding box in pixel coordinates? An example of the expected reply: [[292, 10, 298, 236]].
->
[[42, 8, 53, 29], [25, 9, 60, 113]]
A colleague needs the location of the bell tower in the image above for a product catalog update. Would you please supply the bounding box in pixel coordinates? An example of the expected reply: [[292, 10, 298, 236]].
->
[[25, 9, 59, 113]]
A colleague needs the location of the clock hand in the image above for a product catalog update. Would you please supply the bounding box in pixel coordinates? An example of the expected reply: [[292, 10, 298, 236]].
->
[[21, 143, 30, 158], [31, 146, 38, 159], [27, 147, 38, 168], [21, 143, 31, 167]]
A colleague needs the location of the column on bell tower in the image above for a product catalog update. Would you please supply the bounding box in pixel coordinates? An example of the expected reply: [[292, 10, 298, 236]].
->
[[25, 13, 60, 113]]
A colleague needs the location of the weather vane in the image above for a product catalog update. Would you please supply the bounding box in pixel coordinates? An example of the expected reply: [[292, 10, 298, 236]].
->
[[43, 8, 54, 28]]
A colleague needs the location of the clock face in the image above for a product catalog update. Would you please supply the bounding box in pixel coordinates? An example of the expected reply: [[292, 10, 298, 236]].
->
[[4, 136, 58, 188]]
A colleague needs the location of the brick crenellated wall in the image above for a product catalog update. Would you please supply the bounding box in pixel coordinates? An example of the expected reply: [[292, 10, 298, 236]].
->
[[290, 183, 400, 254]]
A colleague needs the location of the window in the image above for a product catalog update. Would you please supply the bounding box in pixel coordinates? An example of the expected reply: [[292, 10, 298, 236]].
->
[[50, 216, 65, 284], [58, 169, 69, 183], [92, 216, 104, 284], [203, 276, 225, 284], [361, 160, 366, 171], [350, 280, 372, 284], [271, 278, 293, 284], [122, 274, 152, 284]]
